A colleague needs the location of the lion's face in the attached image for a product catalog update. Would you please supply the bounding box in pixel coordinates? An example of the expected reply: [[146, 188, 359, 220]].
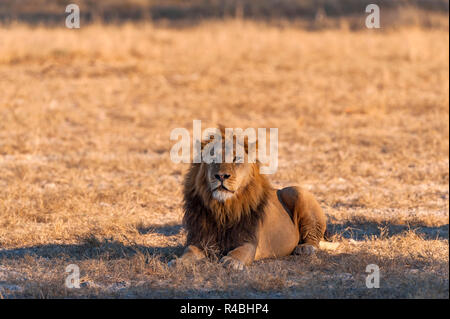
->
[[185, 133, 271, 227], [206, 154, 255, 202]]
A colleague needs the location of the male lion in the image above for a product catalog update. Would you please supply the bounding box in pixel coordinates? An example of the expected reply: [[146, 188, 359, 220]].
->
[[169, 129, 336, 270]]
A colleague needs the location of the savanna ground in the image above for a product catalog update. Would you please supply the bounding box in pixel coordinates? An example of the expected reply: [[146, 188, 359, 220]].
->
[[0, 19, 448, 298]]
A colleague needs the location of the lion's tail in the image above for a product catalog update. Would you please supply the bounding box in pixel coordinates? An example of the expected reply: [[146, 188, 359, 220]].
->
[[319, 229, 339, 250], [319, 241, 339, 250]]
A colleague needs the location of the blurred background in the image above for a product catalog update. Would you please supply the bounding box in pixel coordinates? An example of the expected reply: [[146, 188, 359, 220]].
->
[[0, 0, 448, 28]]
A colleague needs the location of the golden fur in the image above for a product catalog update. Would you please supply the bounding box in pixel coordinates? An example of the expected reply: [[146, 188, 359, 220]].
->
[[189, 161, 270, 226], [169, 128, 335, 270]]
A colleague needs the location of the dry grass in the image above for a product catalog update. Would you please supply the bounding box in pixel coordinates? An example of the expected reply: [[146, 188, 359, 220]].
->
[[0, 21, 448, 298]]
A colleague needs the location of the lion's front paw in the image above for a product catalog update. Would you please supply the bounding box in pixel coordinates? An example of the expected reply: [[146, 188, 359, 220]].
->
[[294, 244, 317, 256], [220, 256, 245, 271]]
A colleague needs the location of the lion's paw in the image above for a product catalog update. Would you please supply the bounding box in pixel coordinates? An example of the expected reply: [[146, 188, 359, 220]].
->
[[220, 256, 245, 271], [294, 244, 317, 256]]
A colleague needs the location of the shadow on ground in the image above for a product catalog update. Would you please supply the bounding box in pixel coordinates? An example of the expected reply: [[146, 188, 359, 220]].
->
[[137, 223, 183, 236], [1, 222, 448, 298], [0, 221, 447, 264], [328, 222, 448, 240], [0, 240, 184, 263], [0, 223, 187, 262]]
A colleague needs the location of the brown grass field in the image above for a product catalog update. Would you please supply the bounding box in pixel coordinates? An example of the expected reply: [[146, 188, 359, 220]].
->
[[0, 20, 448, 298]]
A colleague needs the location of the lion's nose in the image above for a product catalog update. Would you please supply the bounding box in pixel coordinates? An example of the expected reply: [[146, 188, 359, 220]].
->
[[214, 174, 230, 182]]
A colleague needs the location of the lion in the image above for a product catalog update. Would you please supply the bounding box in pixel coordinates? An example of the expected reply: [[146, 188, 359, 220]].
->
[[169, 128, 337, 270]]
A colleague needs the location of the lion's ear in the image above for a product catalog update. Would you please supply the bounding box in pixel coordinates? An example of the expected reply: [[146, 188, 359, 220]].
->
[[217, 124, 226, 137], [243, 136, 258, 155], [195, 138, 209, 151], [199, 127, 223, 150], [245, 141, 259, 161]]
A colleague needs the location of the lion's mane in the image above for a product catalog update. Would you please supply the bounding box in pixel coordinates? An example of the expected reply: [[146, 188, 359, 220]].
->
[[182, 162, 271, 256]]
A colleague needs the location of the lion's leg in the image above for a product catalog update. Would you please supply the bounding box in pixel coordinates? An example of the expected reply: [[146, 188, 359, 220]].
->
[[220, 243, 256, 271], [168, 245, 205, 267], [278, 187, 327, 255]]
